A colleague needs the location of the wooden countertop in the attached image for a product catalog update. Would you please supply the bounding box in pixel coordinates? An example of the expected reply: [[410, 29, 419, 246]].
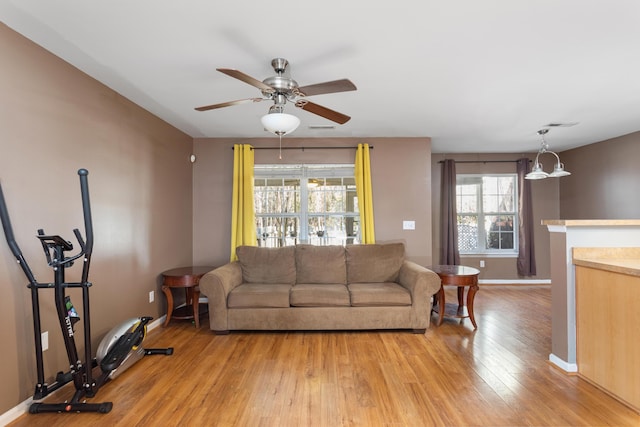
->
[[543, 219, 640, 227], [572, 247, 640, 277]]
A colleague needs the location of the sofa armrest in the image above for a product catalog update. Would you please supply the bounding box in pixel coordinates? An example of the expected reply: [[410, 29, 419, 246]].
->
[[199, 262, 243, 332], [397, 260, 442, 309]]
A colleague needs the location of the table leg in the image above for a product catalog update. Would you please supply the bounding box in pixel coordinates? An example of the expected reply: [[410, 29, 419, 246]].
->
[[467, 282, 479, 329], [162, 286, 173, 327], [192, 286, 200, 328], [436, 286, 445, 326], [457, 286, 464, 307]]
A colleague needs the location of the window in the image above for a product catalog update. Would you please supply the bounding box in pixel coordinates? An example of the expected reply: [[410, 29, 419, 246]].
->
[[456, 174, 517, 255], [254, 164, 359, 247]]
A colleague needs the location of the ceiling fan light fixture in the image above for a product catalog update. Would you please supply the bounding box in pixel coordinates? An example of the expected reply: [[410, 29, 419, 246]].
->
[[261, 112, 300, 135]]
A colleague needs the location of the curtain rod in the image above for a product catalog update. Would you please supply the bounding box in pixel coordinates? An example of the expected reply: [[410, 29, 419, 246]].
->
[[232, 146, 373, 150], [438, 159, 529, 164]]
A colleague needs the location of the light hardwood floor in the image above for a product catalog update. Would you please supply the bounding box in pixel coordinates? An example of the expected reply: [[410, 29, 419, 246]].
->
[[9, 285, 640, 426]]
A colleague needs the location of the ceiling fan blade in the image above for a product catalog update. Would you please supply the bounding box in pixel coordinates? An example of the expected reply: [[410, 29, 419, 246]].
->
[[296, 79, 357, 97], [216, 68, 274, 93], [295, 100, 351, 124], [195, 98, 263, 111]]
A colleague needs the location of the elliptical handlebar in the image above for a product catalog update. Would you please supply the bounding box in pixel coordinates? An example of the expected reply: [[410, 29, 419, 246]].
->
[[0, 169, 94, 284], [77, 169, 93, 284], [0, 180, 39, 284]]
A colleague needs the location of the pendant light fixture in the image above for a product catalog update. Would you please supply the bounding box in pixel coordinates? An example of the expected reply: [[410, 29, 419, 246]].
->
[[525, 129, 571, 180]]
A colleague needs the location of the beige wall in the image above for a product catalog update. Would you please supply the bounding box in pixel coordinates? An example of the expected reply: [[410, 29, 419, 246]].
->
[[0, 24, 193, 413], [559, 131, 640, 219], [193, 137, 434, 266], [431, 153, 559, 281]]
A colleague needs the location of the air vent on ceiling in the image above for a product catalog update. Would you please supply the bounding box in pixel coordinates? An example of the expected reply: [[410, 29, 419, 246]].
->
[[308, 125, 336, 130], [544, 122, 579, 128]]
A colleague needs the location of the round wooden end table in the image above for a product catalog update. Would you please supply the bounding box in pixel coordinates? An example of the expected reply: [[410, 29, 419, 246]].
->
[[427, 265, 480, 329], [161, 266, 214, 328]]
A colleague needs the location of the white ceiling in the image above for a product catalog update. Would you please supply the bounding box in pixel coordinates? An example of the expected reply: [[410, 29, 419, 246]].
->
[[2, 0, 640, 153]]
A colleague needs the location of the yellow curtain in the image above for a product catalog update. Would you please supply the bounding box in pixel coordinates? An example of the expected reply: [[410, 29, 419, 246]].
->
[[355, 143, 375, 244], [230, 144, 257, 261]]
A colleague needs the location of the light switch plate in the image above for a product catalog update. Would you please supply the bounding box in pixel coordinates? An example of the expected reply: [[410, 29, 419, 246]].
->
[[403, 220, 416, 230]]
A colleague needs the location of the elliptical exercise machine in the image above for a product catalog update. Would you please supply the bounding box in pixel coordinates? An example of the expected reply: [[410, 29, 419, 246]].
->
[[0, 169, 173, 414]]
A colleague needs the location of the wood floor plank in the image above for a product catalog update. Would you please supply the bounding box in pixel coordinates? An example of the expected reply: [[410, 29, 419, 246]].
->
[[7, 285, 640, 426]]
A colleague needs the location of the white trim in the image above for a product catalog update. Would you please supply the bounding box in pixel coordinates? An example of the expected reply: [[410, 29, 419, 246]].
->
[[147, 315, 166, 331], [462, 253, 519, 258], [546, 225, 567, 233], [549, 353, 578, 373], [478, 279, 551, 285], [0, 314, 167, 424], [0, 399, 32, 426]]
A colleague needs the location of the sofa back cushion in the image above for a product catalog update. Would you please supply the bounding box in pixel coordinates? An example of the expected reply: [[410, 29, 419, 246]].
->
[[295, 244, 347, 285], [345, 243, 405, 283], [236, 246, 296, 285]]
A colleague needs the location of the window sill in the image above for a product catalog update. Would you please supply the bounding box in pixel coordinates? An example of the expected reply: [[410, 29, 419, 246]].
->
[[460, 253, 519, 258]]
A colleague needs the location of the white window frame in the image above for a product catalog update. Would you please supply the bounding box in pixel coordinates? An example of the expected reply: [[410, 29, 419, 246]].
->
[[254, 164, 359, 246], [456, 174, 518, 256]]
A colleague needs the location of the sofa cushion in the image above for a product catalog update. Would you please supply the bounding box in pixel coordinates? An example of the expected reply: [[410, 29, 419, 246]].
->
[[345, 243, 405, 283], [290, 284, 350, 307], [236, 246, 296, 285], [295, 244, 347, 284], [227, 284, 292, 308], [348, 282, 412, 306]]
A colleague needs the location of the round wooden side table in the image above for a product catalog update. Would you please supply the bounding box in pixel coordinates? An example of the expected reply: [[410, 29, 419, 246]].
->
[[161, 266, 214, 328], [427, 265, 480, 329]]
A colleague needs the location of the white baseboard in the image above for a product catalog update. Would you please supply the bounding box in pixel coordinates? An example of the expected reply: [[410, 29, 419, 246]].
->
[[549, 353, 578, 373], [478, 279, 551, 285], [0, 399, 32, 426], [148, 314, 166, 331], [0, 314, 168, 425]]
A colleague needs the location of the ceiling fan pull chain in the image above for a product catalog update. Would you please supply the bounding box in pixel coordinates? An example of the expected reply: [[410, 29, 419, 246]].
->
[[279, 132, 282, 160]]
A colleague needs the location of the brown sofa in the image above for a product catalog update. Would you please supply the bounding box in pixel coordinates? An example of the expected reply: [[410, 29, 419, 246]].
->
[[199, 242, 441, 334]]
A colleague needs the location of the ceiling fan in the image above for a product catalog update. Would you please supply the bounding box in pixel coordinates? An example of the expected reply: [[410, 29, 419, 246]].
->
[[194, 58, 356, 125]]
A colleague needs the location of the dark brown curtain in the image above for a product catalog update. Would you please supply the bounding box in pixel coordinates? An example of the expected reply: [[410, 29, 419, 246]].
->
[[440, 159, 460, 265], [517, 158, 536, 276]]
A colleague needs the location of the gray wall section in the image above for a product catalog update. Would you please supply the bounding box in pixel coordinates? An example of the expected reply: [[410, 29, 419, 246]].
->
[[559, 131, 640, 219]]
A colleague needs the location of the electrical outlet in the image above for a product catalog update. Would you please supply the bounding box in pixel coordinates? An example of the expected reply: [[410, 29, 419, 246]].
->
[[149, 291, 155, 303], [480, 260, 485, 268], [41, 331, 48, 351]]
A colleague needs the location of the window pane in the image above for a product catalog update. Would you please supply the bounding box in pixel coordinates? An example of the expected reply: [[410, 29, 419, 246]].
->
[[307, 214, 359, 245], [256, 216, 300, 247], [308, 186, 324, 213], [457, 184, 477, 213], [325, 177, 342, 186], [483, 194, 499, 212], [458, 215, 478, 252], [483, 176, 514, 213], [308, 178, 349, 213], [346, 186, 358, 213], [485, 215, 514, 250]]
